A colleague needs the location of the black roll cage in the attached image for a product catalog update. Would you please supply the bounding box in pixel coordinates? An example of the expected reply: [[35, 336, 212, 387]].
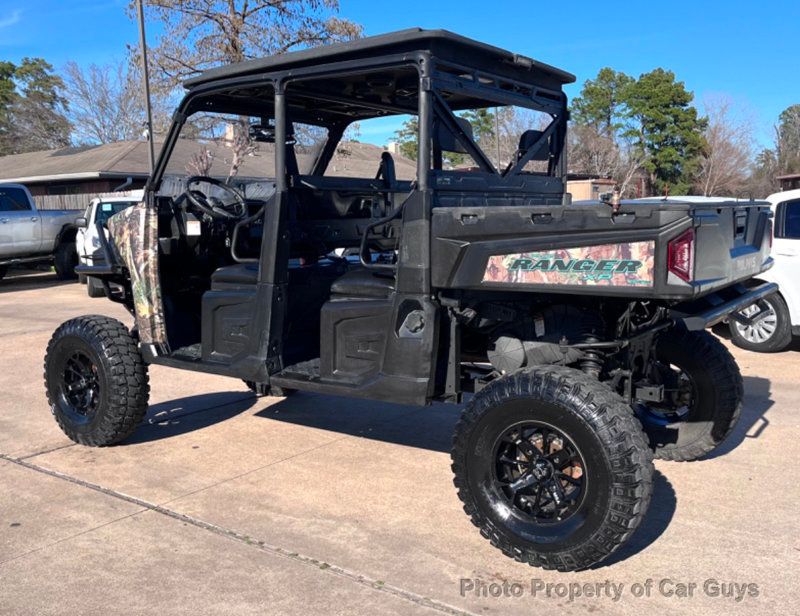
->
[[148, 50, 569, 195]]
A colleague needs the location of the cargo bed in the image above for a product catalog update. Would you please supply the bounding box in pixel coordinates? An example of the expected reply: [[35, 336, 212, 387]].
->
[[431, 198, 773, 300]]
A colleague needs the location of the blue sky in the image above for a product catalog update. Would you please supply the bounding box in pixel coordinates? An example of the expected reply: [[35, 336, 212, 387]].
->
[[0, 0, 797, 148]]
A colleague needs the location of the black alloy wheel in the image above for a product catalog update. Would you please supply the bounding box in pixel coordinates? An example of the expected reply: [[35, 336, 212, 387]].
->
[[494, 421, 586, 525]]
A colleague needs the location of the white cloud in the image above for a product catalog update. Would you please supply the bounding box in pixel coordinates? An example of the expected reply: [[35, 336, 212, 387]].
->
[[0, 9, 21, 29]]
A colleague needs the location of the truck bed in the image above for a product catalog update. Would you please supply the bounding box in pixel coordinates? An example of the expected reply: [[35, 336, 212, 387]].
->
[[431, 198, 773, 300]]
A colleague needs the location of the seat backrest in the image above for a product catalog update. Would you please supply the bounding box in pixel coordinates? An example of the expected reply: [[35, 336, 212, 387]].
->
[[435, 117, 474, 154], [517, 129, 550, 161]]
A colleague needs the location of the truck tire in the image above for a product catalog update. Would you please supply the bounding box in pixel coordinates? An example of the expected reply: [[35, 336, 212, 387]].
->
[[637, 329, 742, 462], [44, 316, 149, 446], [86, 276, 106, 298], [452, 365, 653, 571], [243, 380, 295, 398], [54, 241, 78, 280], [729, 292, 793, 353]]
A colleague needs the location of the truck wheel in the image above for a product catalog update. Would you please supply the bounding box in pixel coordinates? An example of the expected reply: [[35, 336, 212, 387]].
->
[[86, 276, 106, 298], [452, 366, 653, 572], [636, 329, 742, 462], [729, 293, 793, 353], [44, 316, 149, 446], [243, 380, 295, 398], [54, 242, 78, 280]]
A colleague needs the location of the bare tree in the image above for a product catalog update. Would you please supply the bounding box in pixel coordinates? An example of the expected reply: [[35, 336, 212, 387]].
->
[[569, 124, 619, 178], [695, 95, 754, 196], [136, 0, 361, 88], [64, 61, 142, 144], [568, 124, 647, 197], [227, 119, 257, 180], [186, 145, 213, 176], [64, 60, 171, 144]]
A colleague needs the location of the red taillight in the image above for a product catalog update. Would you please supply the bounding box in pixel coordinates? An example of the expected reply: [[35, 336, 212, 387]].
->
[[668, 228, 695, 283]]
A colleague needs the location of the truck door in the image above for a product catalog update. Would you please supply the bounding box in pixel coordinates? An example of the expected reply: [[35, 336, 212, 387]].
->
[[76, 201, 94, 261], [0, 186, 40, 257], [772, 197, 800, 323]]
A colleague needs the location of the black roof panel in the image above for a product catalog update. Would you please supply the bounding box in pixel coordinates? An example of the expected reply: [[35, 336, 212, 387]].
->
[[184, 28, 575, 88]]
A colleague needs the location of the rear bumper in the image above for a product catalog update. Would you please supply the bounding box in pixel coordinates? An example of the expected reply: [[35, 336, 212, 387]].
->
[[671, 282, 778, 331]]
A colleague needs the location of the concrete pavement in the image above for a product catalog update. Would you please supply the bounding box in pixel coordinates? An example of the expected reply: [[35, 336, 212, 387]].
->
[[1, 269, 798, 615]]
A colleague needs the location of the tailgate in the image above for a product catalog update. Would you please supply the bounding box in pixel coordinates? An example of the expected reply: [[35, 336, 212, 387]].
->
[[688, 203, 773, 295]]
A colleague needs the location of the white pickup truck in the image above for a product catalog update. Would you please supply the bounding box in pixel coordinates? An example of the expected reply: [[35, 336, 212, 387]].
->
[[76, 191, 143, 297], [728, 188, 800, 352], [0, 183, 80, 280]]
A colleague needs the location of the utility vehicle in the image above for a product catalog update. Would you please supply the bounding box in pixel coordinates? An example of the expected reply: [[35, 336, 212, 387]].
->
[[44, 29, 775, 571]]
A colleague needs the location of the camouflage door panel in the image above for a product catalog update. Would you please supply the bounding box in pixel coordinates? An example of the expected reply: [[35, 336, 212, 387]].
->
[[107, 201, 168, 345]]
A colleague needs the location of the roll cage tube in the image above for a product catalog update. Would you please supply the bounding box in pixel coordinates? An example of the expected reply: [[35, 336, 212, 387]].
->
[[429, 91, 567, 181]]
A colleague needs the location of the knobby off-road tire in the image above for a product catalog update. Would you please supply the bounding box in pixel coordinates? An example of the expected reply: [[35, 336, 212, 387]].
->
[[452, 366, 653, 572], [243, 380, 295, 398], [54, 241, 78, 280], [44, 316, 149, 446], [643, 329, 743, 462], [729, 292, 793, 353]]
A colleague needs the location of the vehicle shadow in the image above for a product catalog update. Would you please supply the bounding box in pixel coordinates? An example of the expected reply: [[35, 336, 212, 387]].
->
[[256, 392, 455, 452], [125, 391, 258, 444], [0, 268, 74, 293], [701, 375, 773, 460], [258, 392, 676, 564]]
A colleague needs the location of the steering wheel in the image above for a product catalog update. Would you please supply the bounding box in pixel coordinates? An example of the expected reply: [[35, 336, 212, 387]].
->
[[182, 176, 248, 221]]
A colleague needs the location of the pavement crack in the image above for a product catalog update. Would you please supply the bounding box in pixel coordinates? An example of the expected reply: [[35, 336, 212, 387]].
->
[[0, 453, 477, 616], [157, 434, 350, 508], [17, 442, 77, 460], [0, 508, 147, 567]]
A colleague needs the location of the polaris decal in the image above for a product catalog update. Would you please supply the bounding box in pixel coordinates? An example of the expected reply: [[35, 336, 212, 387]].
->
[[483, 241, 655, 287]]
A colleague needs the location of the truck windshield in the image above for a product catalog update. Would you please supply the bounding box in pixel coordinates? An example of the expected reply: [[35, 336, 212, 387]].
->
[[96, 201, 136, 225]]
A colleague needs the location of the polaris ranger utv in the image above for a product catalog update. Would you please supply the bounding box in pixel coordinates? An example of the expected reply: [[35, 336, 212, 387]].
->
[[44, 29, 775, 571]]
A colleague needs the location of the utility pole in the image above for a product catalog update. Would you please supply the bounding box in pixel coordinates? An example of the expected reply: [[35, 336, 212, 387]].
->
[[136, 0, 155, 173]]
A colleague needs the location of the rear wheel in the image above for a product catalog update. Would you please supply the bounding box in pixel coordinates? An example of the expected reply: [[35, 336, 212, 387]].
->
[[44, 316, 149, 446], [636, 328, 742, 461], [54, 241, 78, 280], [452, 366, 653, 571], [729, 293, 792, 353]]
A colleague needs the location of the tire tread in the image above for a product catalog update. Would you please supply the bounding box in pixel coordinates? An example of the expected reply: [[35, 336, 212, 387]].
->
[[451, 365, 653, 572], [44, 315, 149, 446]]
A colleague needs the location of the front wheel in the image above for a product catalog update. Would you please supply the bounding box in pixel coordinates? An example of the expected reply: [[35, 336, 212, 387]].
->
[[452, 366, 653, 571], [729, 293, 793, 353], [44, 316, 149, 446]]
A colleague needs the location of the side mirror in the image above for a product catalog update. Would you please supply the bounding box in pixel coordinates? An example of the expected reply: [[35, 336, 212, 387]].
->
[[75, 217, 88, 228]]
